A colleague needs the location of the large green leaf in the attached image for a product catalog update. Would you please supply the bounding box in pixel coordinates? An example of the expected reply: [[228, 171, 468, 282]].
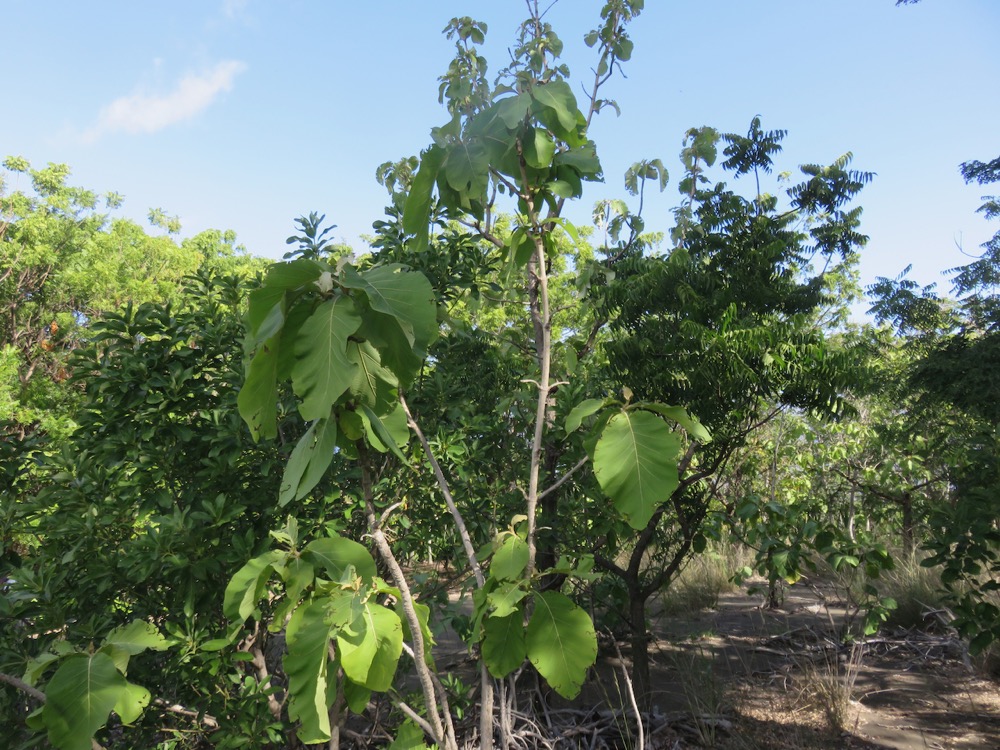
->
[[355, 309, 424, 387], [284, 600, 334, 744], [113, 681, 150, 725], [245, 285, 286, 342], [265, 258, 325, 290], [303, 536, 377, 583], [482, 611, 527, 679], [224, 550, 285, 623], [337, 601, 403, 691], [388, 719, 430, 750], [531, 80, 581, 138], [43, 652, 126, 750], [238, 335, 280, 440], [291, 295, 362, 421], [279, 417, 338, 507], [491, 535, 529, 581], [100, 620, 168, 673], [359, 403, 410, 464], [593, 410, 681, 530], [443, 139, 490, 197], [525, 591, 596, 699], [343, 265, 437, 355], [402, 145, 444, 253], [523, 127, 556, 170], [346, 339, 398, 412]]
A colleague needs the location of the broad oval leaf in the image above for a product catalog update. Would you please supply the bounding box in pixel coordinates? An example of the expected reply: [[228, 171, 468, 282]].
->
[[593, 410, 681, 530], [525, 591, 597, 699], [103, 620, 168, 655], [342, 264, 438, 355], [482, 611, 527, 679], [303, 536, 377, 584], [491, 535, 529, 581], [114, 681, 150, 725], [338, 602, 403, 692], [42, 652, 126, 750]]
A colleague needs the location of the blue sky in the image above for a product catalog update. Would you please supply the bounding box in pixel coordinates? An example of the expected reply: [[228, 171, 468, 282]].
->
[[3, 1, 998, 307]]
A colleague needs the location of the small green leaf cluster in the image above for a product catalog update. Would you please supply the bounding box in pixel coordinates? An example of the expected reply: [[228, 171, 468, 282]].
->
[[238, 252, 438, 506], [224, 519, 415, 744], [472, 522, 598, 700]]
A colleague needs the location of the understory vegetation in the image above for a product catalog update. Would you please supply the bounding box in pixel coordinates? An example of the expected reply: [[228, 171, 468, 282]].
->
[[2, 2, 999, 748]]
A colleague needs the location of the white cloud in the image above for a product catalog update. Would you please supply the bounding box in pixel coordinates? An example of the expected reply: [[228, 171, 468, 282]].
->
[[222, 0, 249, 19], [84, 60, 246, 141]]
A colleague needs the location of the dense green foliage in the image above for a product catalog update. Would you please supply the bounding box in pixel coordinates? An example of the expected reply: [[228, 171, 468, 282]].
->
[[1, 3, 997, 749]]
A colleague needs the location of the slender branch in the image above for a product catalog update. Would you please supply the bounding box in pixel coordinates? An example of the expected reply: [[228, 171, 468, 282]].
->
[[537, 456, 589, 502], [152, 699, 220, 729], [360, 455, 452, 749], [0, 671, 45, 702], [400, 395, 485, 589]]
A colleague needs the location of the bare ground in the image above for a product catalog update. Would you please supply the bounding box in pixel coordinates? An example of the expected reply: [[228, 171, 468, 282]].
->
[[428, 576, 1000, 749]]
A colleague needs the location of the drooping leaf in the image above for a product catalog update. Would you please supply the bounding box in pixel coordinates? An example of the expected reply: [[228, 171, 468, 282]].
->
[[639, 403, 712, 443], [224, 550, 285, 623], [443, 139, 490, 197], [264, 258, 325, 290], [284, 599, 334, 744], [238, 335, 280, 440], [303, 536, 377, 584], [291, 295, 362, 421], [531, 80, 580, 138], [397, 598, 435, 667], [593, 410, 681, 530], [402, 146, 444, 254], [359, 403, 410, 464], [491, 535, 529, 581], [343, 265, 437, 355], [347, 339, 398, 413], [482, 611, 527, 679], [343, 678, 372, 714], [525, 591, 596, 699], [565, 398, 605, 434], [523, 127, 556, 170], [337, 601, 403, 691], [279, 417, 338, 506], [553, 142, 603, 180], [42, 652, 126, 750], [245, 285, 286, 342]]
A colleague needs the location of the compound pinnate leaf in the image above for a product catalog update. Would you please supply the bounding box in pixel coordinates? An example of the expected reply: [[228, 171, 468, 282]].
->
[[525, 591, 596, 699]]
